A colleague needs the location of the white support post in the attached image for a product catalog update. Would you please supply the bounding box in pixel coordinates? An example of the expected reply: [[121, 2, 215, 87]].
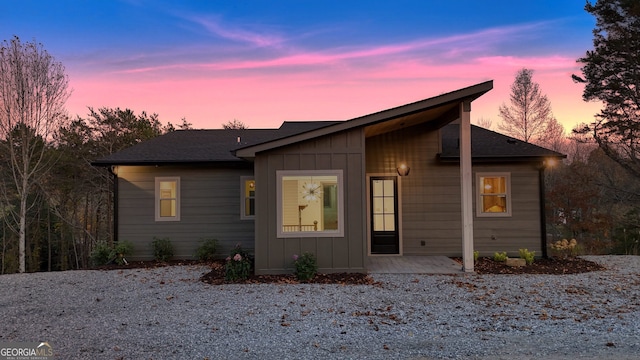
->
[[459, 101, 474, 272]]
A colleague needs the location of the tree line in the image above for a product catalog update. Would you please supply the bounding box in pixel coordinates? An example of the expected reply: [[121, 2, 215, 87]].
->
[[1, 0, 639, 273]]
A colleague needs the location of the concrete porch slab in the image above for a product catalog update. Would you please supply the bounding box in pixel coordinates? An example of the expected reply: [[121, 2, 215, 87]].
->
[[367, 256, 464, 274]]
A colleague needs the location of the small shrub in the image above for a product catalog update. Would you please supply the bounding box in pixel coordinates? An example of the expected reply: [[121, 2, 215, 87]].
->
[[90, 242, 112, 266], [195, 238, 218, 261], [493, 251, 507, 262], [225, 244, 253, 281], [473, 250, 480, 262], [113, 240, 134, 265], [550, 238, 578, 258], [519, 248, 535, 265], [152, 237, 174, 262], [292, 253, 318, 281]]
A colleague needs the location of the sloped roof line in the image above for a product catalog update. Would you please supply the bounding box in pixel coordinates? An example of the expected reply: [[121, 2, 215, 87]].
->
[[234, 80, 494, 158]]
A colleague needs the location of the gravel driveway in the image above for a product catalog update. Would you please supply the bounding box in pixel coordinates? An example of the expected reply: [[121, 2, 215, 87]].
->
[[1, 255, 639, 360]]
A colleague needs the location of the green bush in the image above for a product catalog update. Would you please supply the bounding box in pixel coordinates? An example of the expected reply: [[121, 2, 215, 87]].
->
[[113, 240, 134, 265], [152, 237, 174, 262], [493, 251, 508, 262], [473, 250, 480, 262], [293, 252, 318, 281], [90, 240, 134, 266], [195, 238, 218, 261], [519, 248, 535, 265], [90, 242, 113, 266], [225, 244, 253, 281]]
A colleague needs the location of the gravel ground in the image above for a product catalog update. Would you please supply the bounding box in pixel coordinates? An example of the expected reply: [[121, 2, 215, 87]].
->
[[1, 255, 639, 360]]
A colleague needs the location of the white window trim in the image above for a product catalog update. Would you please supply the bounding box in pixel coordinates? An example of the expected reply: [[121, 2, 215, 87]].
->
[[476, 172, 512, 217], [240, 176, 255, 220], [276, 170, 344, 238], [155, 177, 181, 222]]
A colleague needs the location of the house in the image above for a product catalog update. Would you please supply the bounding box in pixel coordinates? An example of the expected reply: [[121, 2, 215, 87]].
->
[[93, 81, 564, 273]]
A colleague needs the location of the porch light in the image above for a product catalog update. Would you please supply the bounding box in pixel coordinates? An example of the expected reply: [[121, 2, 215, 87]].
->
[[397, 163, 410, 176]]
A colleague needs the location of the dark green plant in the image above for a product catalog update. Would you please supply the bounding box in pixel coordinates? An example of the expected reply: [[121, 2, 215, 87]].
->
[[493, 251, 507, 262], [293, 252, 318, 281], [113, 240, 134, 265], [195, 238, 218, 261], [151, 237, 174, 262], [519, 248, 535, 265], [90, 242, 112, 266], [90, 240, 134, 266], [225, 244, 252, 281]]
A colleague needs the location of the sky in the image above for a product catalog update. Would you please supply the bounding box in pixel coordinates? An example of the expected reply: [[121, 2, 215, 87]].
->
[[1, 0, 603, 131]]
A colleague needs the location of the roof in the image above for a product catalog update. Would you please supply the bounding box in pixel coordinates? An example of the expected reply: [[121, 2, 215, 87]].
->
[[92, 121, 339, 166], [439, 124, 565, 161], [93, 81, 563, 166]]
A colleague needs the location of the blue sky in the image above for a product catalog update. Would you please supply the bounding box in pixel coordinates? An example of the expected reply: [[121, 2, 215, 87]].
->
[[1, 0, 601, 130]]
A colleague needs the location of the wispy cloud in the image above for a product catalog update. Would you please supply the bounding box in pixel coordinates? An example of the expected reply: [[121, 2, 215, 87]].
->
[[185, 15, 285, 48]]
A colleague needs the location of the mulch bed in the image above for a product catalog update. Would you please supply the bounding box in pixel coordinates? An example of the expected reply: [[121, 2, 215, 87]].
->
[[92, 257, 607, 285], [465, 256, 607, 275]]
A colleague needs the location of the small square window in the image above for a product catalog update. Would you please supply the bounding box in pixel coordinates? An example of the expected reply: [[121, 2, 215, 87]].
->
[[477, 173, 511, 217], [276, 170, 344, 238]]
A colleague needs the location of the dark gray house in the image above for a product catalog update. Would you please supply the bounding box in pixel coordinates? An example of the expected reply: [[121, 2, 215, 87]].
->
[[94, 81, 564, 273]]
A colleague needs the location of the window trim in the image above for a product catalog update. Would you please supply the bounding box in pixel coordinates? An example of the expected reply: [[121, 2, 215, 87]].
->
[[240, 176, 255, 220], [476, 172, 512, 217], [155, 177, 181, 222], [276, 170, 344, 238]]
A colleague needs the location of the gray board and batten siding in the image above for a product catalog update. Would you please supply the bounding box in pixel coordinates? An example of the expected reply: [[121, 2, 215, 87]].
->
[[117, 165, 255, 260], [253, 127, 367, 275]]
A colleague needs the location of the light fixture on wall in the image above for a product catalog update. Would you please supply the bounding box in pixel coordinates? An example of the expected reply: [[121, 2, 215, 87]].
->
[[397, 163, 410, 176]]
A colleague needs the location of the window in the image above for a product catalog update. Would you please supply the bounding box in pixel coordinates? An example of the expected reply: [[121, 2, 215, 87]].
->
[[276, 170, 344, 238], [476, 173, 511, 217], [155, 177, 180, 221], [241, 177, 255, 220]]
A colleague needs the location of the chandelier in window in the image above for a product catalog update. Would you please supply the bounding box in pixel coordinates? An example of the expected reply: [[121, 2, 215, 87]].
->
[[301, 181, 322, 202]]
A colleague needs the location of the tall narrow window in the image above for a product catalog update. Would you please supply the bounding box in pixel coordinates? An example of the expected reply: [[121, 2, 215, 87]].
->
[[155, 177, 180, 221], [476, 173, 511, 217], [276, 170, 344, 238], [241, 177, 255, 219]]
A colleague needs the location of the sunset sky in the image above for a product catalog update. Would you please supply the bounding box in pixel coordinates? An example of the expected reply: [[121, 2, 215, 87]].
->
[[2, 0, 603, 131]]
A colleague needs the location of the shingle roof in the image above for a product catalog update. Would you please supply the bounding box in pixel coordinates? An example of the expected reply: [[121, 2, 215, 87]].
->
[[92, 121, 339, 166], [440, 124, 565, 161]]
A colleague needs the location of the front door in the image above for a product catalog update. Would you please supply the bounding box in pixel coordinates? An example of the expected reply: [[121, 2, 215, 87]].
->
[[370, 176, 399, 254]]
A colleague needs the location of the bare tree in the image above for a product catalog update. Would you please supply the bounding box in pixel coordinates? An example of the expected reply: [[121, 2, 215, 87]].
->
[[536, 117, 567, 153], [498, 68, 554, 143], [0, 36, 70, 273], [222, 119, 247, 129], [475, 117, 493, 129]]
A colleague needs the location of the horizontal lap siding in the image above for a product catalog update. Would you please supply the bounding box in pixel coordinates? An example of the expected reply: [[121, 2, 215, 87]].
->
[[254, 128, 366, 274], [366, 124, 542, 257], [118, 165, 254, 260]]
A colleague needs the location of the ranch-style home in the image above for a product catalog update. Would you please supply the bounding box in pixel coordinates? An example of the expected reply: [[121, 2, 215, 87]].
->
[[93, 81, 564, 273]]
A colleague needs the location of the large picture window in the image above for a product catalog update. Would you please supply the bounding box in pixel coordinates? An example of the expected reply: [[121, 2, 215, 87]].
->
[[155, 177, 180, 221], [240, 177, 255, 220], [476, 173, 511, 217], [276, 170, 344, 238]]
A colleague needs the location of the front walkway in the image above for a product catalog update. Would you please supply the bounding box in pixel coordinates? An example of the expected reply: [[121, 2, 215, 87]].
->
[[367, 256, 463, 274]]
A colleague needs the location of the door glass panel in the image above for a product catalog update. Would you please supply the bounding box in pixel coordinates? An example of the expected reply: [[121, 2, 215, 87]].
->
[[373, 214, 384, 231], [372, 179, 396, 231], [383, 198, 394, 213], [384, 214, 395, 231]]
